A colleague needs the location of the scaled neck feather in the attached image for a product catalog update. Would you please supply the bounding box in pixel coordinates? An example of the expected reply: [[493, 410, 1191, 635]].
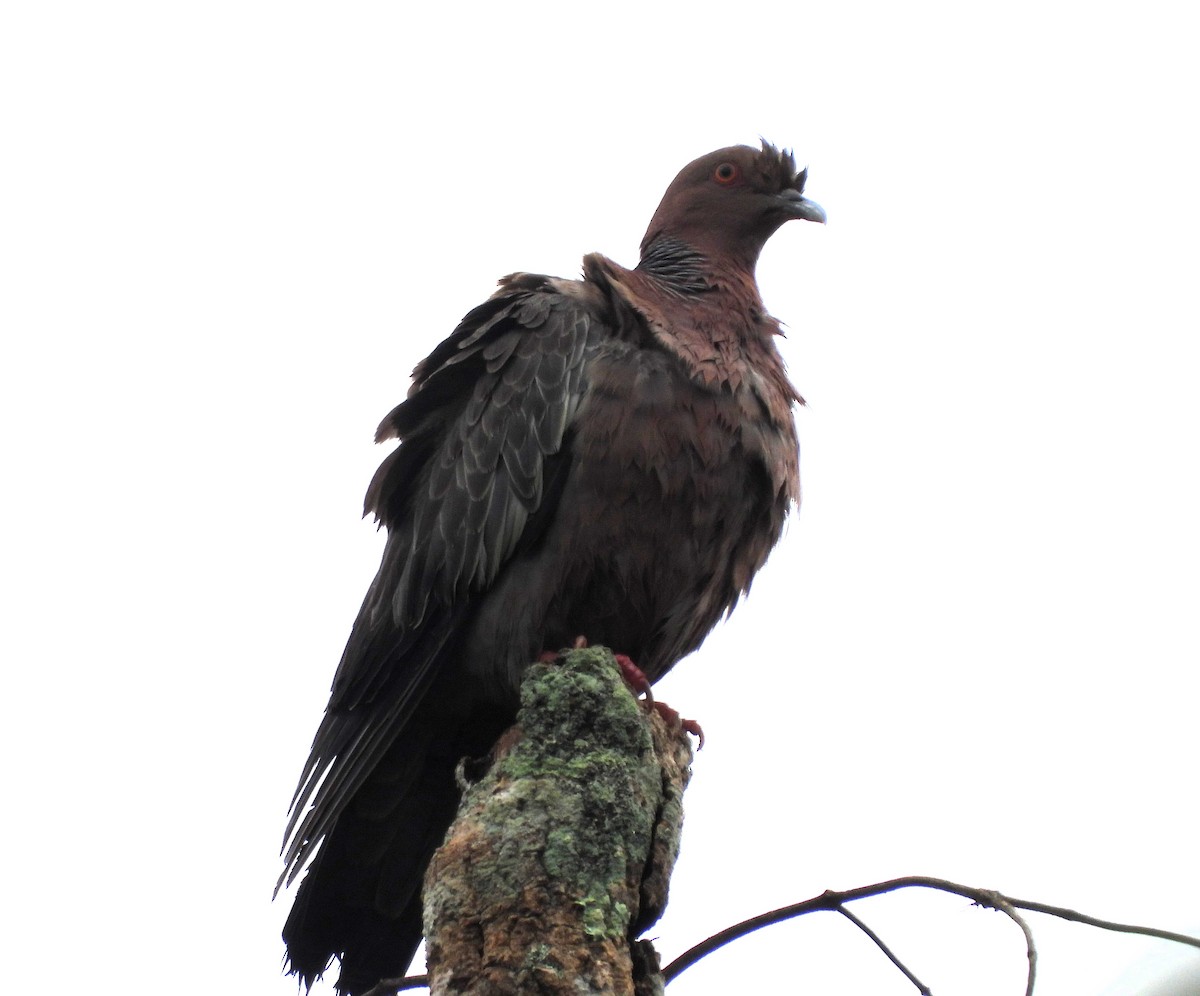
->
[[635, 237, 711, 295]]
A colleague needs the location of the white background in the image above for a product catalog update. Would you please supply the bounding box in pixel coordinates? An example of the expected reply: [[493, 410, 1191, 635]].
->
[[3, 2, 1198, 994]]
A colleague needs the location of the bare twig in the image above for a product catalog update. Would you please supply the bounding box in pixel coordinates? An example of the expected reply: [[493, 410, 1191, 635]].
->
[[977, 891, 1037, 996], [1009, 894, 1200, 948], [836, 904, 932, 995], [661, 875, 1200, 986], [355, 876, 1200, 994]]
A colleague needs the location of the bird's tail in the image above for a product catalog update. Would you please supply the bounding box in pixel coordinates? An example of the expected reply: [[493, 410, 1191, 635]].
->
[[282, 702, 506, 995]]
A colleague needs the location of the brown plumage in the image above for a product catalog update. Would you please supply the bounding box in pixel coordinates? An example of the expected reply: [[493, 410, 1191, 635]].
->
[[280, 141, 825, 993]]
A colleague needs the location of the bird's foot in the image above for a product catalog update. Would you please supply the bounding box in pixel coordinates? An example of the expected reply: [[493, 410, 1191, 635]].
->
[[651, 700, 705, 749], [540, 642, 653, 701], [611, 652, 703, 749], [613, 653, 653, 703], [536, 641, 702, 748]]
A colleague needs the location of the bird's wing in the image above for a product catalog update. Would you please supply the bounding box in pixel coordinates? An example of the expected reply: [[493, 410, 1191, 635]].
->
[[280, 274, 603, 888]]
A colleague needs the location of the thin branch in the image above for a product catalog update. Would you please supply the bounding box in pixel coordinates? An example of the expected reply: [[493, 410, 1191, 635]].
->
[[980, 892, 1037, 996], [356, 876, 1200, 994], [1007, 894, 1200, 948], [662, 875, 1200, 985], [836, 904, 932, 995]]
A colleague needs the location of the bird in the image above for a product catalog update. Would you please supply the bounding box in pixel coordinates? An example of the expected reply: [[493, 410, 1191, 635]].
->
[[280, 141, 825, 994]]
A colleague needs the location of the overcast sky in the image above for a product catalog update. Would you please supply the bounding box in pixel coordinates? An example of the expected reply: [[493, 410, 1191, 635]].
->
[[3, 2, 1198, 994]]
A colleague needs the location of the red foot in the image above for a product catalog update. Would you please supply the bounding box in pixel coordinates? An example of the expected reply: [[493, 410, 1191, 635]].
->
[[612, 651, 704, 750], [541, 639, 651, 702], [614, 653, 652, 702], [652, 701, 705, 749], [537, 639, 703, 748]]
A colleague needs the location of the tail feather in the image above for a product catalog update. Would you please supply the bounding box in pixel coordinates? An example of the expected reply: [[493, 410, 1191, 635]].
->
[[282, 697, 510, 995]]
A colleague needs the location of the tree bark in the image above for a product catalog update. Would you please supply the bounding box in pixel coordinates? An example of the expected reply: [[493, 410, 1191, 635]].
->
[[422, 646, 693, 996]]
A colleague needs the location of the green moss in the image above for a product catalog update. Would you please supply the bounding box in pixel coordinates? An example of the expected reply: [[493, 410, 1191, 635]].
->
[[520, 941, 559, 974], [461, 647, 664, 940]]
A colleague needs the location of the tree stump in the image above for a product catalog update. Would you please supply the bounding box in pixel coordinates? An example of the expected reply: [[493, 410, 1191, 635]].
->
[[422, 646, 693, 996]]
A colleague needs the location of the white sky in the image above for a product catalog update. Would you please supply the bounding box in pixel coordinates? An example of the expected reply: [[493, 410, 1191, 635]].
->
[[3, 2, 1198, 994]]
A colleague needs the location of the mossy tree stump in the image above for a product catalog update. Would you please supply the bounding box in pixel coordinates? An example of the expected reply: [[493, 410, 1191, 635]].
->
[[423, 647, 693, 996]]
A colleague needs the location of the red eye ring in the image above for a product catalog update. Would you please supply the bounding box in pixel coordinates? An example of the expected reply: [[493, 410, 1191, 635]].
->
[[713, 162, 740, 186]]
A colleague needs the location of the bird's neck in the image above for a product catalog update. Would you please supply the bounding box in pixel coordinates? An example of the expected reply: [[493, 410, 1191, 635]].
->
[[583, 249, 789, 398], [634, 237, 712, 294], [634, 236, 765, 311]]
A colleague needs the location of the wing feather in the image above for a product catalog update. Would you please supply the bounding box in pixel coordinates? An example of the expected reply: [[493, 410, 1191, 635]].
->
[[280, 277, 602, 892]]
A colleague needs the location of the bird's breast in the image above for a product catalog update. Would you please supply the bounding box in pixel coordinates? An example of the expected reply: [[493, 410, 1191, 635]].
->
[[462, 342, 796, 703]]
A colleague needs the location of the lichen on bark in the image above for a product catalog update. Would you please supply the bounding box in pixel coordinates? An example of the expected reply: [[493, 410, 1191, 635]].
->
[[423, 646, 692, 996]]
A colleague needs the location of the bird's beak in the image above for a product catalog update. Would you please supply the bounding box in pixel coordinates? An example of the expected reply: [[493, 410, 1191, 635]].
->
[[777, 188, 826, 224]]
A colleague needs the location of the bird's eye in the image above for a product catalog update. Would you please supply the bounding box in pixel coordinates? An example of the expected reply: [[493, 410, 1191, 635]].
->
[[713, 162, 740, 186]]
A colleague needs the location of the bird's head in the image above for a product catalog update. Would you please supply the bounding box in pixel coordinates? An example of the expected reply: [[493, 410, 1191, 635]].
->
[[639, 141, 825, 272]]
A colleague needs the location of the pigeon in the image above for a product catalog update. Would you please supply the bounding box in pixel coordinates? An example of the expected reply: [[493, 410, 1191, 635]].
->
[[281, 141, 824, 993]]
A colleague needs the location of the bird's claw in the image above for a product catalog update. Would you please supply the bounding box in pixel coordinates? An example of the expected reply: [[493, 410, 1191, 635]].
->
[[650, 700, 705, 749], [539, 644, 701, 747], [614, 653, 653, 703]]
